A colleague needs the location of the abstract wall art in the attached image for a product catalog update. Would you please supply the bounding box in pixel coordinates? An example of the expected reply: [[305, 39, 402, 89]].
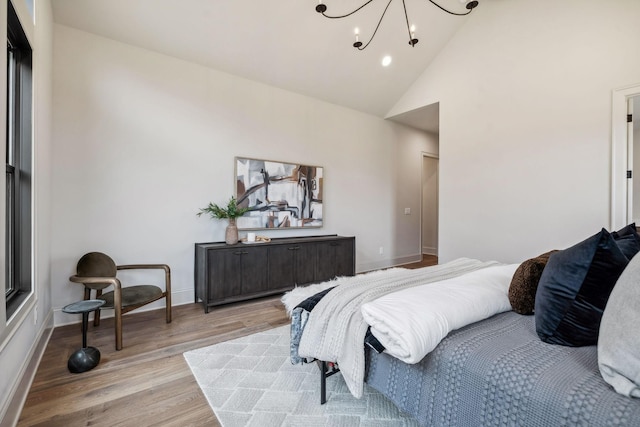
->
[[235, 157, 323, 229]]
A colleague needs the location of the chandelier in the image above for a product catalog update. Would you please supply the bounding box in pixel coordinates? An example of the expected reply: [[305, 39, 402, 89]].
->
[[315, 0, 479, 50]]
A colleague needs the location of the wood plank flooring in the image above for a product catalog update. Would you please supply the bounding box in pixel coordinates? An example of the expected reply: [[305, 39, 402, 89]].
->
[[18, 297, 288, 427], [404, 254, 437, 269], [17, 255, 437, 426]]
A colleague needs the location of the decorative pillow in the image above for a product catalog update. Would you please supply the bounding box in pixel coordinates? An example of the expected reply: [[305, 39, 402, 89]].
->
[[612, 223, 640, 260], [598, 252, 640, 397], [508, 251, 556, 315], [611, 222, 638, 238], [534, 228, 629, 346]]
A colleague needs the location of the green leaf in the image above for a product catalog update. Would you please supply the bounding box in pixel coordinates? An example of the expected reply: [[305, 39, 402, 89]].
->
[[197, 196, 249, 220]]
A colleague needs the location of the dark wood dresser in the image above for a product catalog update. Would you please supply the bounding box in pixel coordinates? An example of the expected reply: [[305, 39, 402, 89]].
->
[[194, 235, 355, 312]]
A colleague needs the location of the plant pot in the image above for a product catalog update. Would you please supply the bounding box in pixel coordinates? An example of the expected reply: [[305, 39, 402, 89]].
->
[[225, 218, 239, 245]]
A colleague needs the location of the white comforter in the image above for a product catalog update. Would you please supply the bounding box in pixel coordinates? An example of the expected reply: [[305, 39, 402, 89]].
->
[[361, 263, 519, 364], [297, 258, 496, 398]]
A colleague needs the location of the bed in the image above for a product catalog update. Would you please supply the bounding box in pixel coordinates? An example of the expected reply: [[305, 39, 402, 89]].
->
[[365, 311, 640, 426], [283, 227, 640, 426]]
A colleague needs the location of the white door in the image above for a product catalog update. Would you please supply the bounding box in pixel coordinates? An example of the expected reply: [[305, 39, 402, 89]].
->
[[421, 154, 439, 256], [611, 84, 640, 230], [627, 98, 634, 223], [631, 96, 640, 224]]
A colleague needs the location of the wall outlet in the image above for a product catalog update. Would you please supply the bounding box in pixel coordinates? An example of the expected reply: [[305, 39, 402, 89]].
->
[[379, 246, 384, 255], [404, 207, 411, 215]]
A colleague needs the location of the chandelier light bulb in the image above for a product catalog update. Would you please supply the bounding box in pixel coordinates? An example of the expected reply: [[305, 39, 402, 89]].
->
[[408, 23, 418, 47], [353, 27, 362, 48]]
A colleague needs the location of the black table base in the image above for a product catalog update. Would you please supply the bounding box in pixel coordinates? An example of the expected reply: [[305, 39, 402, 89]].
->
[[68, 346, 101, 373]]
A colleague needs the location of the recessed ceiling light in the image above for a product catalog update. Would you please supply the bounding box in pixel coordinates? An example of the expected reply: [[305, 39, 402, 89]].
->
[[382, 56, 392, 67]]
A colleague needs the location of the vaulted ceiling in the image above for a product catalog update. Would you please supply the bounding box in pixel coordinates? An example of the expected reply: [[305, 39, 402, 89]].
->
[[51, 0, 475, 132]]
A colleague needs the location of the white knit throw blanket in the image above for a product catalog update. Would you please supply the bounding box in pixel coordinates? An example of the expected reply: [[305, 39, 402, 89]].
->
[[297, 258, 498, 398]]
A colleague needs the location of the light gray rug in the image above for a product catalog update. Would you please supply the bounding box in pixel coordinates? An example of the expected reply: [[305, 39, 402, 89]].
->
[[183, 325, 419, 427]]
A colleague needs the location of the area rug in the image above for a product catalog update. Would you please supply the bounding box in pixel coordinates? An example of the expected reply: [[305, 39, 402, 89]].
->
[[184, 325, 419, 427]]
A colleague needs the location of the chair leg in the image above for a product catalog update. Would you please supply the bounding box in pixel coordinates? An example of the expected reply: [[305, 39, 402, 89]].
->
[[165, 269, 172, 323], [114, 289, 123, 351], [93, 290, 102, 327], [83, 287, 101, 327], [165, 295, 172, 324]]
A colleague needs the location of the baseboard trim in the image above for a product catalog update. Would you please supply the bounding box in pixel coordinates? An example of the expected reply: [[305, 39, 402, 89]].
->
[[358, 254, 422, 273], [422, 247, 438, 256], [1, 309, 54, 427]]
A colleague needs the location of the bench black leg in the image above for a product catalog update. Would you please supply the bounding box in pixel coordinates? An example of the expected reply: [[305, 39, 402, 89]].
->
[[320, 361, 327, 404], [318, 360, 342, 404]]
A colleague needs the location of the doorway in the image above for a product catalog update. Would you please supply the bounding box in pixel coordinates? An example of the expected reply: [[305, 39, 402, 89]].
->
[[631, 96, 640, 223], [421, 153, 439, 256], [612, 84, 640, 230]]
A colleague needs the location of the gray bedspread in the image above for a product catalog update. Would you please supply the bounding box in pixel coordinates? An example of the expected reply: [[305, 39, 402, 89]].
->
[[365, 311, 640, 427]]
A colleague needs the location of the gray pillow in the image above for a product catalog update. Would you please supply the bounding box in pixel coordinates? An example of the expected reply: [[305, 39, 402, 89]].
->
[[598, 253, 640, 397]]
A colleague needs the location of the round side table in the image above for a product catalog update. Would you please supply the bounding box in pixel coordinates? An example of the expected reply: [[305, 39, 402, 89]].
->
[[62, 299, 106, 373]]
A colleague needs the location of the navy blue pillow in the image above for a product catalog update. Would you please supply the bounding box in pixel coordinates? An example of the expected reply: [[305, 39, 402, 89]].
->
[[612, 223, 640, 259], [535, 228, 629, 346], [612, 222, 637, 238]]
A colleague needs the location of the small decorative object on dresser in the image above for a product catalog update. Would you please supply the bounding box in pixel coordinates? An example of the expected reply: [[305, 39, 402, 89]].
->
[[197, 196, 249, 244]]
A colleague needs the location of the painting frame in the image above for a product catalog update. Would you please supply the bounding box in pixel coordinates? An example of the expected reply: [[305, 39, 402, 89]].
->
[[234, 156, 324, 230]]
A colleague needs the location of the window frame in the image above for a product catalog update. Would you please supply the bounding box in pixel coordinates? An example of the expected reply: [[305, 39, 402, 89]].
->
[[5, 1, 32, 319]]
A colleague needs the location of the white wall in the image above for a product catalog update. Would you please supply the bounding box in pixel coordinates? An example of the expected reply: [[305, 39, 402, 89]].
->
[[50, 25, 437, 325], [0, 0, 54, 424], [388, 0, 640, 263]]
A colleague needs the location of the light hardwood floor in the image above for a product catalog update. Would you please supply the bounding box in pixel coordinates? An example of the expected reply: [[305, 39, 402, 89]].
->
[[17, 255, 437, 426]]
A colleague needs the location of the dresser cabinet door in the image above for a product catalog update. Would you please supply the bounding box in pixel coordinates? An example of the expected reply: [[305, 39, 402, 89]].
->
[[315, 239, 355, 281], [240, 246, 269, 295], [333, 238, 355, 277], [294, 243, 317, 285], [207, 248, 243, 301], [207, 246, 268, 302], [268, 245, 296, 288], [268, 243, 316, 290]]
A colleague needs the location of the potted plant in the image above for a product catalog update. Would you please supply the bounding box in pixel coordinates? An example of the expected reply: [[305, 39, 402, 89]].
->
[[197, 196, 249, 244]]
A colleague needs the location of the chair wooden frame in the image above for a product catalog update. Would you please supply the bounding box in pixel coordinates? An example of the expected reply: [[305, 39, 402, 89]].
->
[[70, 263, 172, 351]]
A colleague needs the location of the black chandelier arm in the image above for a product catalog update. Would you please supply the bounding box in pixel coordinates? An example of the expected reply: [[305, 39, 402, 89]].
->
[[315, 0, 478, 51], [401, 0, 414, 45], [426, 0, 475, 16], [355, 0, 395, 50], [316, 0, 377, 19]]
